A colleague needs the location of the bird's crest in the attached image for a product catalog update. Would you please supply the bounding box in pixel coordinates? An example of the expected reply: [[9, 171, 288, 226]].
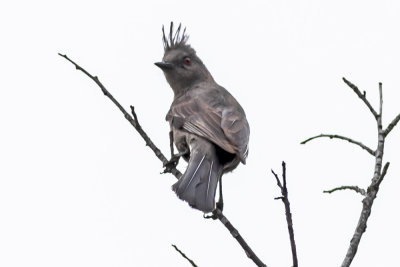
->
[[162, 22, 190, 52]]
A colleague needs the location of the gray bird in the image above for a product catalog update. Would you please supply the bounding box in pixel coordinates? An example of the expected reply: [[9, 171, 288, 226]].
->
[[155, 23, 250, 213]]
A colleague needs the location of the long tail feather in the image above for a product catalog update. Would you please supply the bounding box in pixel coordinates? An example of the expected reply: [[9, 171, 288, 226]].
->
[[172, 139, 223, 213]]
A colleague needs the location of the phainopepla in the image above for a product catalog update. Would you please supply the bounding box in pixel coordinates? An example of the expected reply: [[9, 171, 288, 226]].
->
[[155, 23, 250, 213]]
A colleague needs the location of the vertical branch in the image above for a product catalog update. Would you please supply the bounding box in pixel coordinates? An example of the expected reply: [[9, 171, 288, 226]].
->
[[272, 162, 298, 267], [303, 80, 397, 267], [341, 82, 387, 267]]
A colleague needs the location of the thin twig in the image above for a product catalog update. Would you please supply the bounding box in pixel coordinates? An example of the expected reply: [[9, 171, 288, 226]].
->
[[271, 162, 298, 267], [300, 134, 375, 156], [58, 53, 182, 179], [323, 186, 366, 196], [171, 244, 198, 267], [383, 113, 400, 137], [342, 77, 379, 119], [59, 53, 266, 267]]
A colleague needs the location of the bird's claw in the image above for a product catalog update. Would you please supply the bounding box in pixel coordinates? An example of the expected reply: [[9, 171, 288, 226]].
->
[[203, 212, 218, 220], [162, 155, 180, 174], [203, 208, 222, 220]]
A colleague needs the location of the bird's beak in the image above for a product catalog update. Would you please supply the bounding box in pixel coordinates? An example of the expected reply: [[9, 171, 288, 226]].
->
[[154, 61, 174, 70]]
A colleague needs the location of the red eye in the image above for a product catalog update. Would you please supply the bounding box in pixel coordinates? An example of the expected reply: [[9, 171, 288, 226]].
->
[[183, 57, 191, 65]]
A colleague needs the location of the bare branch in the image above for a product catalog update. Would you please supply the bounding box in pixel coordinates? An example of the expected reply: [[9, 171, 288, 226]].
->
[[212, 209, 267, 267], [301, 134, 375, 156], [58, 53, 182, 179], [303, 79, 396, 267], [323, 185, 366, 196], [340, 81, 390, 267], [171, 244, 198, 267], [271, 162, 298, 267], [271, 170, 282, 188], [342, 77, 379, 119], [60, 53, 266, 267], [383, 113, 400, 137]]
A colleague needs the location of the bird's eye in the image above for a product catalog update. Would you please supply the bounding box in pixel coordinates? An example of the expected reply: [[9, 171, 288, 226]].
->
[[183, 57, 191, 65]]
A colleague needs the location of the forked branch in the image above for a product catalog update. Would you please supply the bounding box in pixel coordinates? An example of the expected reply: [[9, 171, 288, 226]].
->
[[271, 162, 298, 267], [303, 78, 397, 267]]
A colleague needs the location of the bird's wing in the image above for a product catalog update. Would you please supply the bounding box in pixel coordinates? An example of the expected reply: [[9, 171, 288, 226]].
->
[[220, 108, 250, 163], [170, 91, 249, 162]]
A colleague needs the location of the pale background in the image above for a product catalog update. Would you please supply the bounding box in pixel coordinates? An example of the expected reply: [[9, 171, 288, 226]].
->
[[1, 1, 399, 266]]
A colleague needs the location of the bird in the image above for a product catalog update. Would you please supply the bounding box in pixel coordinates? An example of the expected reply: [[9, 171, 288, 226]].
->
[[155, 22, 250, 213]]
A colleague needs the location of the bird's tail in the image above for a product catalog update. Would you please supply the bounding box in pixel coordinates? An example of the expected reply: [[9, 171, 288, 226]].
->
[[172, 138, 223, 213]]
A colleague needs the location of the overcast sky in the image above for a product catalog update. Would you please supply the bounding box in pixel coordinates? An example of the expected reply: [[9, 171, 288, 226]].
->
[[1, 1, 400, 266]]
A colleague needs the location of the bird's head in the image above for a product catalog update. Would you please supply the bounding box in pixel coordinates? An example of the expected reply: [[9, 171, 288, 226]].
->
[[155, 22, 213, 96]]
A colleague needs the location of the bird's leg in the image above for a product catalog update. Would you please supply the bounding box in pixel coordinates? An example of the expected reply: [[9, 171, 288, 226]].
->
[[162, 143, 189, 174], [216, 176, 224, 211], [163, 131, 179, 173], [203, 176, 224, 220], [169, 130, 174, 157]]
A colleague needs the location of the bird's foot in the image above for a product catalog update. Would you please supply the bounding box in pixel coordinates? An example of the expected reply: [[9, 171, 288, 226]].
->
[[203, 195, 224, 220], [162, 154, 180, 174], [203, 208, 223, 220], [203, 211, 218, 220]]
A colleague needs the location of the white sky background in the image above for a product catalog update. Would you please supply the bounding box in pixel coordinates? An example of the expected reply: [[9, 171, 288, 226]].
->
[[1, 1, 399, 266]]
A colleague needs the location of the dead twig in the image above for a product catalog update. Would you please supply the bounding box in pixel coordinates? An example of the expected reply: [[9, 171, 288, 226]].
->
[[342, 77, 378, 119], [271, 161, 298, 267]]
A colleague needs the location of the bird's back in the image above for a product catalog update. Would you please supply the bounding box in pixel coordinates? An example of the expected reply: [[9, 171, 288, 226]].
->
[[168, 82, 250, 167]]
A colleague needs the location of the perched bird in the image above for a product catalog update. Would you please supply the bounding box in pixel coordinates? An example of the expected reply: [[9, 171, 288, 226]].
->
[[155, 23, 250, 213]]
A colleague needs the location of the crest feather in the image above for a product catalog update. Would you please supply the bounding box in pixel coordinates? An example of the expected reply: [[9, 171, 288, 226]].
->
[[162, 22, 190, 52]]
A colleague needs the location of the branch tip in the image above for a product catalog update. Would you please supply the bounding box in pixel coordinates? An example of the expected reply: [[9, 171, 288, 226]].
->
[[342, 77, 379, 119]]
